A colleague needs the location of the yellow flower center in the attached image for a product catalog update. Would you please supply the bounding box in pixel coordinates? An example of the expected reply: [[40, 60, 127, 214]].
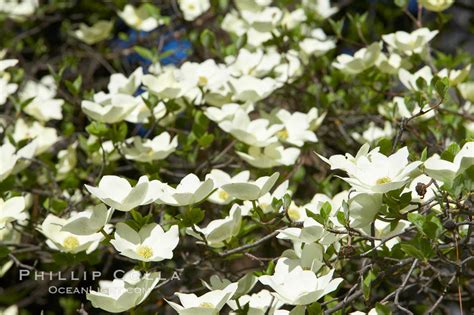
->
[[63, 236, 79, 250], [277, 129, 289, 140], [199, 302, 214, 308], [218, 190, 229, 201], [136, 245, 153, 259], [198, 76, 208, 86], [376, 176, 392, 185], [287, 207, 301, 221]]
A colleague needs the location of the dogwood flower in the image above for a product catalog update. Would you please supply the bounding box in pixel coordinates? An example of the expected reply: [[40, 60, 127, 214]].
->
[[0, 141, 36, 181], [187, 204, 242, 247], [399, 66, 433, 91], [81, 92, 139, 124], [361, 219, 410, 249], [167, 283, 238, 314], [419, 0, 454, 11], [39, 214, 109, 254], [424, 142, 474, 185], [237, 143, 300, 168], [219, 110, 283, 147], [0, 75, 17, 106], [351, 121, 394, 145], [277, 217, 337, 245], [123, 133, 178, 163], [240, 7, 283, 32], [178, 0, 210, 21], [225, 48, 280, 77], [240, 180, 290, 215], [74, 20, 113, 45], [333, 43, 381, 74], [203, 273, 257, 298], [280, 242, 325, 273], [118, 4, 164, 32], [61, 204, 114, 235], [273, 109, 319, 147], [459, 82, 474, 103], [300, 28, 336, 57], [228, 289, 284, 315], [375, 53, 403, 74], [142, 67, 193, 99], [205, 170, 250, 205], [12, 118, 58, 154], [221, 172, 279, 200], [21, 75, 64, 122], [0, 0, 38, 21], [87, 270, 161, 313], [157, 174, 214, 206], [229, 76, 278, 102], [302, 0, 338, 19], [0, 196, 26, 229], [382, 28, 438, 56], [85, 175, 164, 211], [438, 65, 471, 86], [56, 142, 77, 180], [111, 222, 179, 262], [329, 146, 422, 193], [259, 262, 343, 305], [205, 103, 254, 123], [108, 67, 143, 95], [391, 96, 436, 120]]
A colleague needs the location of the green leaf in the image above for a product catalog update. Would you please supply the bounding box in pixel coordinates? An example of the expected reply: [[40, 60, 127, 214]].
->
[[200, 29, 216, 48], [86, 122, 109, 137], [440, 142, 460, 162], [400, 243, 425, 260], [65, 75, 82, 96], [307, 302, 322, 315], [198, 133, 214, 148], [0, 246, 10, 258], [362, 270, 376, 300], [178, 207, 205, 227], [375, 302, 392, 315], [134, 46, 155, 61]]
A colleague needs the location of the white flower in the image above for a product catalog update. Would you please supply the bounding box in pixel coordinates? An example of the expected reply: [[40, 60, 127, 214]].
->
[[240, 7, 283, 32], [459, 82, 474, 103], [277, 217, 338, 245], [167, 283, 238, 314], [375, 53, 403, 74], [438, 65, 471, 86], [178, 0, 210, 21], [142, 67, 193, 99], [218, 110, 283, 147], [204, 103, 254, 123], [419, 0, 454, 11], [351, 121, 394, 145], [108, 67, 143, 95], [56, 142, 77, 180], [0, 75, 18, 106], [38, 214, 109, 254], [0, 196, 26, 229], [81, 92, 139, 124], [329, 146, 422, 193], [21, 75, 64, 122], [281, 8, 307, 30], [241, 180, 290, 215], [273, 109, 319, 147], [382, 28, 438, 56], [158, 174, 214, 206], [118, 4, 164, 32], [0, 50, 18, 73], [61, 204, 114, 235], [361, 219, 410, 249], [0, 0, 38, 21], [300, 28, 336, 57], [237, 143, 300, 168], [226, 48, 280, 77], [317, 142, 377, 174], [87, 270, 160, 313], [221, 172, 279, 201], [302, 0, 338, 19], [0, 141, 36, 181], [259, 262, 343, 305], [74, 20, 113, 45], [280, 242, 325, 273], [187, 204, 242, 247], [123, 133, 178, 163], [399, 66, 433, 91], [85, 175, 164, 211], [345, 192, 382, 228], [424, 142, 474, 185], [111, 223, 179, 262], [12, 118, 58, 154], [391, 96, 436, 120], [203, 273, 257, 297], [333, 43, 381, 74], [206, 170, 250, 205], [229, 76, 278, 102], [274, 50, 303, 84], [229, 289, 284, 315]]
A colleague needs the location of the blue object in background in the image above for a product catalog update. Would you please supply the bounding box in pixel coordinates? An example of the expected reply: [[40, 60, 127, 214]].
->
[[408, 0, 419, 14]]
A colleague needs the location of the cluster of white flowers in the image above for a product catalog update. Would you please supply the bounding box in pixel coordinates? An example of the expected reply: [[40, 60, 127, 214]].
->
[[0, 0, 472, 314]]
